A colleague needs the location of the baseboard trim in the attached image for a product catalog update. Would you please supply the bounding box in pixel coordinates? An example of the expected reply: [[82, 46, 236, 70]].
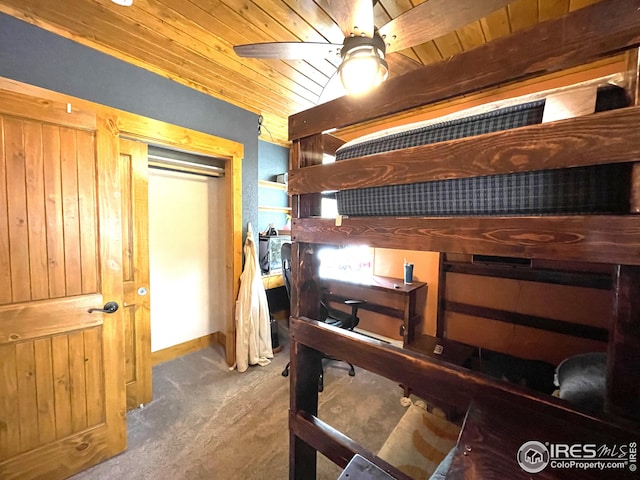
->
[[152, 332, 225, 366]]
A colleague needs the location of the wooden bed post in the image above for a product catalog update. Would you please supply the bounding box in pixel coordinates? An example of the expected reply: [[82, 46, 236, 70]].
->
[[289, 331, 323, 480], [289, 135, 325, 479], [605, 49, 640, 421], [290, 134, 323, 218], [624, 47, 640, 213], [606, 266, 640, 420], [625, 48, 640, 213], [435, 253, 447, 338], [632, 168, 640, 213]]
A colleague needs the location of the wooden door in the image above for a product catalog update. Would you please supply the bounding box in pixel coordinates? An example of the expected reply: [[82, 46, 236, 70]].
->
[[119, 139, 151, 410], [0, 95, 125, 479]]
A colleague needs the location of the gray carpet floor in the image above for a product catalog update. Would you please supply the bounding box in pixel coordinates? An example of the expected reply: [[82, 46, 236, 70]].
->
[[71, 322, 407, 480]]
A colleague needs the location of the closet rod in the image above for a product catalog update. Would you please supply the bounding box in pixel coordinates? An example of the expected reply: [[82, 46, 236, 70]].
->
[[148, 154, 224, 178]]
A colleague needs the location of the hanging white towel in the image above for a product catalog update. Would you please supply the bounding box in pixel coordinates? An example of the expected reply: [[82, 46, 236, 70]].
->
[[235, 223, 273, 372]]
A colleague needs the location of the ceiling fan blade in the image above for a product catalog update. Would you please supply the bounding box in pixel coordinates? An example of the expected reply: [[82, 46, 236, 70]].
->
[[233, 42, 342, 60], [385, 52, 424, 78], [318, 70, 344, 105], [324, 0, 375, 38], [379, 0, 512, 54]]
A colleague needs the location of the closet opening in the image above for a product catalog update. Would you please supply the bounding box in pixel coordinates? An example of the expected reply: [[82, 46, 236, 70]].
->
[[147, 146, 229, 360]]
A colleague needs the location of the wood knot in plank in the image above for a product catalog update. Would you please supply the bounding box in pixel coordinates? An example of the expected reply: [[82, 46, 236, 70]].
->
[[485, 229, 582, 246], [106, 117, 120, 136]]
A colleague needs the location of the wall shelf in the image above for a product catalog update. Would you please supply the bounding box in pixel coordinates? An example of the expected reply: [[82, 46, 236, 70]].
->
[[259, 205, 292, 214], [259, 179, 287, 191]]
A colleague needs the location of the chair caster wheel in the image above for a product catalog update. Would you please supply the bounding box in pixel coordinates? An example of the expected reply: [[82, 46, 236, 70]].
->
[[282, 369, 289, 377], [348, 369, 355, 377]]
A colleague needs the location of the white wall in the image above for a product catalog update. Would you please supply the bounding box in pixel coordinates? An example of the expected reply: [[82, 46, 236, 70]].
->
[[148, 168, 227, 352]]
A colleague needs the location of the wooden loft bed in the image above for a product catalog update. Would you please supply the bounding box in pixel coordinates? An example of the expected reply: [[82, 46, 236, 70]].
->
[[286, 1, 640, 479]]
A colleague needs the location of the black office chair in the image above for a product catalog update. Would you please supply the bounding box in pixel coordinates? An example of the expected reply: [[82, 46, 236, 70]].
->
[[280, 242, 363, 392]]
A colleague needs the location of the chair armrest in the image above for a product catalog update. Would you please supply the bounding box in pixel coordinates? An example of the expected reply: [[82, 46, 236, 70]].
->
[[343, 299, 365, 314], [343, 300, 365, 328], [344, 299, 365, 305]]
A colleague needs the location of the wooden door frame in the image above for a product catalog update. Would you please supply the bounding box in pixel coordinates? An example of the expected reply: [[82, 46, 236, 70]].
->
[[0, 77, 243, 366], [119, 138, 152, 410], [114, 122, 242, 368]]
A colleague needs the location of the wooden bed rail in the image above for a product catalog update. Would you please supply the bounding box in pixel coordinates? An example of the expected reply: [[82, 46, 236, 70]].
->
[[290, 317, 621, 425], [288, 106, 640, 195], [288, 0, 640, 140], [289, 317, 639, 479], [289, 410, 413, 480], [291, 216, 640, 266]]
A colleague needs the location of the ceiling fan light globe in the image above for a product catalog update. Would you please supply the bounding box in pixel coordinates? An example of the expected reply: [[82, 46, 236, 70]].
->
[[338, 45, 388, 96]]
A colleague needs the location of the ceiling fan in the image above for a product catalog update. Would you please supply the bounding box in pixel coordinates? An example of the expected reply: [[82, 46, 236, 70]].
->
[[234, 0, 513, 99]]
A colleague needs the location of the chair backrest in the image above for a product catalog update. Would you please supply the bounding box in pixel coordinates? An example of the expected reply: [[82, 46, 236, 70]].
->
[[281, 242, 292, 299], [282, 242, 358, 329]]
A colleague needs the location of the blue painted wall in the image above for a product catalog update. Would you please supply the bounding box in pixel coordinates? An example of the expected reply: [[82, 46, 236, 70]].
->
[[258, 140, 290, 233], [0, 13, 259, 236]]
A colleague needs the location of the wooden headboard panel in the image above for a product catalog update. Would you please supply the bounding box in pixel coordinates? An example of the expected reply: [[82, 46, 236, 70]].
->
[[437, 254, 612, 365]]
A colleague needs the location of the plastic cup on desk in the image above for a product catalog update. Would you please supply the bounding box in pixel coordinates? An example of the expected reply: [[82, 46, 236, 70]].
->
[[404, 263, 414, 285]]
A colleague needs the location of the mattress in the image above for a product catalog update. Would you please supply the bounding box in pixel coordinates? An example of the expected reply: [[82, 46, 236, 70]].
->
[[336, 99, 546, 161], [335, 87, 630, 217]]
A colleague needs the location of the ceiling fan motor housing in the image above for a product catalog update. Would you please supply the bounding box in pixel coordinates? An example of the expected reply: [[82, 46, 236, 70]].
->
[[340, 32, 387, 59], [339, 32, 389, 95]]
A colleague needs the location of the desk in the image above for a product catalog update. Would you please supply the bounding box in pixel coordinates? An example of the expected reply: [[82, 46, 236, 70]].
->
[[262, 271, 284, 290], [262, 271, 289, 322], [325, 276, 474, 416], [322, 275, 427, 347]]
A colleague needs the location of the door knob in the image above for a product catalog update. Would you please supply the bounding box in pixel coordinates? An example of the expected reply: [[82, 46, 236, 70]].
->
[[88, 301, 119, 314]]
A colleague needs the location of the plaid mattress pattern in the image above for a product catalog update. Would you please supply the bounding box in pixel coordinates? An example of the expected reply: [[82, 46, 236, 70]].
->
[[335, 88, 630, 217], [336, 99, 546, 161], [336, 164, 631, 217]]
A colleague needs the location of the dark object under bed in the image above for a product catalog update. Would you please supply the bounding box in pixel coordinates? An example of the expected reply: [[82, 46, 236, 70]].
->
[[335, 86, 630, 217], [471, 349, 557, 395]]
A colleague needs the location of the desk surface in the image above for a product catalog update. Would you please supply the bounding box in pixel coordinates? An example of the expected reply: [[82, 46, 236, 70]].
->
[[324, 275, 428, 341], [262, 271, 284, 290], [325, 275, 426, 295]]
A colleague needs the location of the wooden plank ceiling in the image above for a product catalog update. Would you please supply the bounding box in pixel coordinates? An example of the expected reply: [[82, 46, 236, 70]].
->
[[0, 0, 603, 146]]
